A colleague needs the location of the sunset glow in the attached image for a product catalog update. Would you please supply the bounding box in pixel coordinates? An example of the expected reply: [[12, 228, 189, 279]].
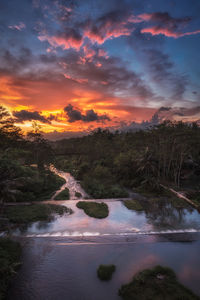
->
[[1, 0, 200, 137]]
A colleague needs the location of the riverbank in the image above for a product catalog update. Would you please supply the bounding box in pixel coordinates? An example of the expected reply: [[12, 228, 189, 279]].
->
[[1, 204, 73, 232]]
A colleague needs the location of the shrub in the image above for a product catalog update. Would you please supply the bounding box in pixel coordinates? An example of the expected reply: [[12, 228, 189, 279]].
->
[[119, 265, 199, 300], [97, 264, 116, 281]]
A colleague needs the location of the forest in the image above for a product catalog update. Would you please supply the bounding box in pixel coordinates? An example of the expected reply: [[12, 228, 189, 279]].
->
[[53, 123, 200, 200]]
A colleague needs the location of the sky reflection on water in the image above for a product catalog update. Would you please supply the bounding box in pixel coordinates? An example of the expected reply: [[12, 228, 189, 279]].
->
[[12, 200, 200, 237]]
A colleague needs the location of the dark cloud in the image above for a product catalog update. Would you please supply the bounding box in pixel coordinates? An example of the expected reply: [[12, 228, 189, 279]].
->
[[146, 12, 190, 29], [143, 49, 188, 100], [139, 12, 200, 38], [64, 104, 110, 122], [82, 9, 134, 44], [59, 51, 154, 102], [13, 110, 50, 123], [151, 106, 200, 122]]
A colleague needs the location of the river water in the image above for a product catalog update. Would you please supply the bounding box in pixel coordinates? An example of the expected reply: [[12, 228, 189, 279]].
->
[[50, 166, 89, 200], [7, 199, 200, 299]]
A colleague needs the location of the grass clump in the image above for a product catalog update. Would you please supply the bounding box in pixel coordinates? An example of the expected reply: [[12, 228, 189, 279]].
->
[[4, 204, 73, 224], [54, 188, 70, 200], [97, 264, 116, 281], [123, 199, 144, 211], [119, 265, 200, 300], [75, 192, 82, 198], [76, 201, 109, 218], [0, 238, 22, 300]]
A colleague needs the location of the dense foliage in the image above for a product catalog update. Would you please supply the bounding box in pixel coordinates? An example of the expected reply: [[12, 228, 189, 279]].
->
[[119, 265, 200, 300], [54, 123, 200, 199], [0, 238, 21, 300], [0, 106, 63, 205]]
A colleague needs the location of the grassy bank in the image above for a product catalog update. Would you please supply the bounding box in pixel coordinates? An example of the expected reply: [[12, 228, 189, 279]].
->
[[76, 201, 109, 218], [119, 265, 200, 300], [0, 238, 22, 300], [54, 188, 70, 200], [4, 204, 73, 225]]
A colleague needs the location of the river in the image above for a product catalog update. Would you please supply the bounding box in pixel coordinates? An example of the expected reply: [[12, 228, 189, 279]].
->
[[7, 170, 200, 299]]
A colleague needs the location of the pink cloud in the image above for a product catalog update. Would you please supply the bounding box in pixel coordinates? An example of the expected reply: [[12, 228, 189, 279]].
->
[[38, 34, 83, 50], [95, 62, 102, 68], [9, 22, 26, 31], [83, 20, 134, 44], [63, 73, 88, 84], [141, 26, 200, 38], [83, 45, 96, 61], [98, 49, 109, 58], [129, 13, 152, 23]]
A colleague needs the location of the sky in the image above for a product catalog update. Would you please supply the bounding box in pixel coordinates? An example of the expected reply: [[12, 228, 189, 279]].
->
[[0, 0, 200, 136]]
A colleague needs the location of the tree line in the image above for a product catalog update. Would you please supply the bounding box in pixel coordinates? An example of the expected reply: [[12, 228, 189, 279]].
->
[[54, 122, 200, 198]]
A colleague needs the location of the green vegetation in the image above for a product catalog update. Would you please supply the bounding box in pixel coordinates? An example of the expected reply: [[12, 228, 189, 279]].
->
[[82, 178, 128, 199], [119, 265, 199, 300], [76, 201, 109, 218], [4, 204, 73, 224], [0, 106, 63, 206], [54, 188, 70, 200], [97, 264, 116, 281], [53, 123, 200, 199], [75, 192, 82, 198], [186, 191, 200, 206], [123, 199, 144, 211], [0, 238, 21, 300]]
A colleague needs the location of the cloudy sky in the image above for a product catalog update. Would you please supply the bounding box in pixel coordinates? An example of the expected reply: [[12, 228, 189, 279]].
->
[[0, 0, 200, 134]]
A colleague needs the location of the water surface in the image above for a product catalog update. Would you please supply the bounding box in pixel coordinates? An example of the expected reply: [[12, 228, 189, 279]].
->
[[12, 200, 200, 237], [8, 237, 200, 300]]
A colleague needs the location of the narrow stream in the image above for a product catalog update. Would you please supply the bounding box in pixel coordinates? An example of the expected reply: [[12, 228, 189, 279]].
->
[[50, 165, 89, 200]]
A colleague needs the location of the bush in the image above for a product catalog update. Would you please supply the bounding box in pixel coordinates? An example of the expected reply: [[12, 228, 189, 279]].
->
[[97, 264, 116, 281], [82, 177, 128, 199], [54, 188, 70, 200], [0, 238, 22, 299], [76, 201, 109, 218], [119, 265, 200, 300], [123, 200, 144, 211]]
